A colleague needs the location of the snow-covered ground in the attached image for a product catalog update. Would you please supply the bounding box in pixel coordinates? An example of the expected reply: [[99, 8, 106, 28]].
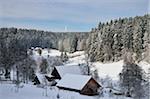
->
[[93, 60, 150, 80], [0, 83, 131, 99], [0, 49, 149, 99], [0, 83, 95, 99]]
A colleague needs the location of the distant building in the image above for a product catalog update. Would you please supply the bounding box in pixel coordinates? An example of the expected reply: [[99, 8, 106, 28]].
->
[[33, 73, 49, 85], [33, 73, 57, 86], [10, 66, 17, 81], [33, 75, 41, 85], [35, 73, 45, 84], [0, 67, 5, 80], [57, 74, 101, 96], [51, 65, 82, 79]]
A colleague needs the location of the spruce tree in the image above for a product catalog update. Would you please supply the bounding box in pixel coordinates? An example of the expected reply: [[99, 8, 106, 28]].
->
[[119, 51, 145, 98], [133, 23, 143, 62]]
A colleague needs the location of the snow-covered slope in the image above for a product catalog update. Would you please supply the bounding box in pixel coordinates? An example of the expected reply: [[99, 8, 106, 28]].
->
[[93, 60, 150, 80], [93, 61, 124, 80], [33, 49, 150, 80]]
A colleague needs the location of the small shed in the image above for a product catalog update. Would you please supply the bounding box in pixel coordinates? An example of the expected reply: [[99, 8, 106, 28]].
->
[[33, 76, 40, 85], [51, 65, 82, 79], [33, 73, 47, 85], [33, 73, 57, 86], [56, 74, 101, 96]]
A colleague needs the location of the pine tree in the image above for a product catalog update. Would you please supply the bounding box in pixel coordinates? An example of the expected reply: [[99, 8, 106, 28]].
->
[[86, 15, 149, 63], [69, 35, 78, 53], [122, 20, 133, 50], [133, 23, 143, 62], [60, 52, 68, 62], [63, 52, 68, 62], [88, 32, 98, 62], [40, 59, 48, 74], [120, 51, 145, 98], [112, 32, 122, 61]]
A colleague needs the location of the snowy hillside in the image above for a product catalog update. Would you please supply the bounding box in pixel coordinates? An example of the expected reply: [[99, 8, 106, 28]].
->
[[32, 49, 150, 80], [93, 60, 150, 80]]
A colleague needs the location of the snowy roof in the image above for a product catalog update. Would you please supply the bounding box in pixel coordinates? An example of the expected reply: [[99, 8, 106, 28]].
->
[[56, 74, 92, 90], [35, 73, 46, 84], [45, 74, 54, 78], [55, 65, 82, 77]]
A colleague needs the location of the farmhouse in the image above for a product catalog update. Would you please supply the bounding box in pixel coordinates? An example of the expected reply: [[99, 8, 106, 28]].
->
[[56, 74, 101, 96], [51, 65, 82, 79]]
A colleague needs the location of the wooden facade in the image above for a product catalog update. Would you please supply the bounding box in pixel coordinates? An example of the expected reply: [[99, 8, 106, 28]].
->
[[80, 78, 101, 95]]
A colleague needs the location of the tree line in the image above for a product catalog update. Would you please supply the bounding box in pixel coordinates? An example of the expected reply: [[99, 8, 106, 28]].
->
[[86, 14, 150, 63]]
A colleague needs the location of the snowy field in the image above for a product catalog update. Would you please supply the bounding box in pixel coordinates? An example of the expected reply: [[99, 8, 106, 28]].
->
[[0, 83, 94, 99], [0, 49, 149, 99], [0, 83, 132, 99]]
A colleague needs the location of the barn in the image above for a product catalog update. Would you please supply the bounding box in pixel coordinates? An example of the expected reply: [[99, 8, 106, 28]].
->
[[51, 65, 82, 79], [56, 74, 101, 96]]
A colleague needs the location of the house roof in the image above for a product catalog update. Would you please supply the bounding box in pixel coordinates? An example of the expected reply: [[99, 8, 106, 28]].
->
[[54, 65, 82, 77], [35, 73, 46, 84], [56, 74, 92, 90]]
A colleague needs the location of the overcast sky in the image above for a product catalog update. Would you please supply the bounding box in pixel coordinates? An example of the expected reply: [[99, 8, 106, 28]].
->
[[0, 0, 149, 32]]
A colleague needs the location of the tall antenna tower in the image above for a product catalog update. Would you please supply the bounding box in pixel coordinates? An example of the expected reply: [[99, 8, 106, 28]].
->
[[65, 26, 68, 32]]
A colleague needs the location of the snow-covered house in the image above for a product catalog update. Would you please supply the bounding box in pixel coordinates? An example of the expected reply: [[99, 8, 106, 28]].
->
[[33, 73, 57, 86], [33, 73, 48, 85], [51, 65, 82, 79], [56, 74, 101, 96]]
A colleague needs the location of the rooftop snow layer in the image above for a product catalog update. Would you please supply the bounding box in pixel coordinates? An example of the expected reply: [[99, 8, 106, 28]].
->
[[57, 74, 92, 90], [35, 73, 46, 84], [55, 65, 82, 77]]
